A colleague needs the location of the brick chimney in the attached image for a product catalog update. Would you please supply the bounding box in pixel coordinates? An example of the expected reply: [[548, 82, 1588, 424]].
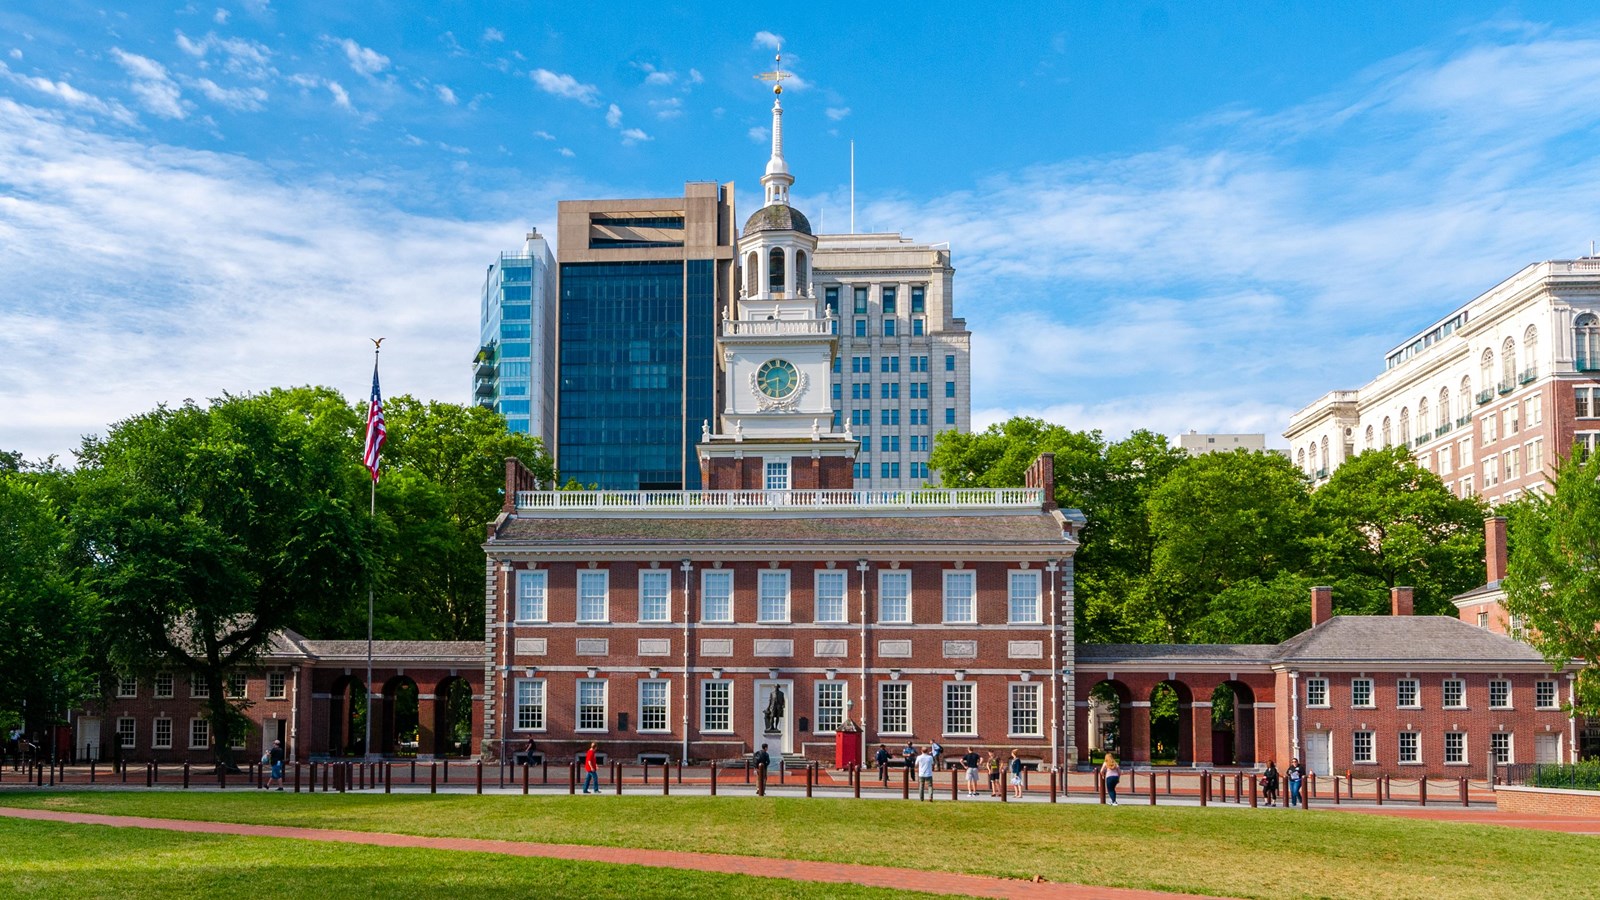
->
[[1025, 453, 1057, 510], [1311, 585, 1333, 627], [1485, 516, 1508, 583], [1390, 586, 1414, 616]]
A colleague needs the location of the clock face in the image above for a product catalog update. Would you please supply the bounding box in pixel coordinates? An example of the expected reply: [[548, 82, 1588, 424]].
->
[[756, 359, 799, 399]]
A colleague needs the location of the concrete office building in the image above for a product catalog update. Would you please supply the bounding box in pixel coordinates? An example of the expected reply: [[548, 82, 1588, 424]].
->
[[1286, 257, 1600, 504], [473, 230, 557, 446], [1178, 432, 1267, 456], [555, 184, 738, 490]]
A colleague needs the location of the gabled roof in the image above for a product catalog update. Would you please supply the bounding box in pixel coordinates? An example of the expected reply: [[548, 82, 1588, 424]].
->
[[491, 512, 1073, 550], [262, 630, 481, 665], [1077, 644, 1278, 666]]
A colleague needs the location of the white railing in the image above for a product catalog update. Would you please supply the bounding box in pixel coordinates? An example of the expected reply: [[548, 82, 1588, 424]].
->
[[515, 488, 1044, 511], [722, 318, 833, 337]]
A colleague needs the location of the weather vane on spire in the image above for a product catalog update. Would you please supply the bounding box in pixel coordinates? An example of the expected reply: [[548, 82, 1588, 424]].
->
[[755, 51, 792, 95]]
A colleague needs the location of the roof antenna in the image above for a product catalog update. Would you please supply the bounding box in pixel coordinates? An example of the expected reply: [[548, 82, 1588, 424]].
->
[[849, 140, 855, 235]]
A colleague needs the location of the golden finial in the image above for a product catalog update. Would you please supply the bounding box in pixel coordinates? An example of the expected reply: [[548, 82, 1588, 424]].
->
[[755, 50, 792, 95]]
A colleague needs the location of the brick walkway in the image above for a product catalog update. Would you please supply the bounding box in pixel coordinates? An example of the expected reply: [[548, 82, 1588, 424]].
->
[[1325, 804, 1600, 835], [0, 806, 1217, 900]]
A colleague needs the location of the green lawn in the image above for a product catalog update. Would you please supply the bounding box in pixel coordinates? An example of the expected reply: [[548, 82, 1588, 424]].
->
[[0, 817, 957, 899], [2, 791, 1594, 899]]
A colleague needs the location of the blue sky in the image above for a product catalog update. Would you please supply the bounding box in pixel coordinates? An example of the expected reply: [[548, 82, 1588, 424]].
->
[[3, 2, 1599, 462]]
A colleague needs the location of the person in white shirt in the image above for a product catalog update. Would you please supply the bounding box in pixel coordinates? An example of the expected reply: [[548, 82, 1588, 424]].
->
[[915, 746, 937, 801]]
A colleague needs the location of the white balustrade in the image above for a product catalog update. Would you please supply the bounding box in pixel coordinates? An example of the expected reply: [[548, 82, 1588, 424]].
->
[[515, 487, 1043, 511], [721, 318, 832, 337]]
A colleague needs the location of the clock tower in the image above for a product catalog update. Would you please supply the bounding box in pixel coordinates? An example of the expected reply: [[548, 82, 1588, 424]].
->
[[697, 53, 859, 491]]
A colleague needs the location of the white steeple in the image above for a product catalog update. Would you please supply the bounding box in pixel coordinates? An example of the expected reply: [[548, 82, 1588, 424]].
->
[[756, 52, 795, 208]]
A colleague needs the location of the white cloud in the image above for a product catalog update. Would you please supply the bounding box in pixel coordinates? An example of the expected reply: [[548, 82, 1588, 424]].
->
[[111, 49, 188, 120], [0, 97, 558, 461], [645, 70, 674, 86], [649, 97, 682, 119], [748, 125, 768, 143], [619, 127, 650, 145], [557, 146, 574, 157], [533, 129, 555, 140], [481, 27, 504, 43], [8, 50, 20, 60], [435, 84, 457, 105], [753, 31, 782, 51], [530, 68, 599, 106], [0, 64, 136, 125], [825, 106, 850, 121], [326, 80, 351, 109], [190, 77, 268, 111], [604, 103, 622, 128], [688, 68, 703, 84], [213, 8, 229, 24], [336, 38, 389, 76], [174, 32, 275, 80]]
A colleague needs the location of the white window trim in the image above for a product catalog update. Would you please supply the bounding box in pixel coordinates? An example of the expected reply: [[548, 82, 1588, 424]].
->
[[814, 570, 848, 624], [1397, 731, 1422, 766], [942, 570, 976, 625], [1444, 732, 1468, 766], [577, 570, 610, 624], [1396, 679, 1420, 709], [1352, 730, 1377, 765], [878, 681, 912, 736], [700, 679, 733, 734], [516, 569, 548, 623], [877, 570, 912, 625], [1536, 680, 1559, 710], [151, 717, 173, 750], [116, 676, 138, 699], [1008, 682, 1043, 738], [700, 570, 733, 624], [513, 678, 547, 732], [638, 570, 672, 624], [1443, 678, 1467, 710], [575, 679, 609, 733], [1305, 677, 1330, 708], [757, 570, 791, 624], [1489, 679, 1513, 710], [116, 717, 137, 750], [188, 718, 211, 750], [267, 672, 288, 701], [942, 681, 977, 737], [190, 677, 211, 699], [1491, 732, 1515, 765], [1350, 678, 1375, 709], [637, 679, 671, 733], [814, 681, 846, 735], [154, 672, 174, 699], [764, 458, 791, 491], [1008, 569, 1042, 625]]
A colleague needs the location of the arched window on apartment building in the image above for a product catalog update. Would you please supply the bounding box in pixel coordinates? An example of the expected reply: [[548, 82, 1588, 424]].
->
[[1523, 325, 1538, 381], [1502, 337, 1516, 389], [1438, 387, 1450, 430], [1459, 376, 1472, 422], [1577, 314, 1600, 371], [1418, 398, 1430, 442], [1480, 350, 1495, 399], [1308, 441, 1318, 475], [1381, 417, 1392, 447], [1364, 425, 1374, 450], [1399, 408, 1411, 446], [1321, 435, 1330, 469], [1297, 447, 1306, 472]]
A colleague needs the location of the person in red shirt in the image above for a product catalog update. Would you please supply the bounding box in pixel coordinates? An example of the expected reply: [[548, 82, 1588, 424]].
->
[[582, 742, 599, 794]]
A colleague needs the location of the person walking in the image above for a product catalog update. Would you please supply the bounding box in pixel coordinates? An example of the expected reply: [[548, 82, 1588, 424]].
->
[[1261, 761, 1280, 807], [987, 751, 1001, 797], [1008, 749, 1025, 800], [266, 740, 285, 791], [754, 743, 771, 794], [875, 744, 890, 785], [915, 746, 936, 801], [1285, 758, 1304, 808], [961, 748, 981, 796], [1100, 753, 1122, 805], [581, 742, 600, 794]]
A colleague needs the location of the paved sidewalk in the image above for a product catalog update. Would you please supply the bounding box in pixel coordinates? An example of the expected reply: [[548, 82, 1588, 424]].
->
[[1325, 804, 1600, 835], [0, 805, 1219, 900]]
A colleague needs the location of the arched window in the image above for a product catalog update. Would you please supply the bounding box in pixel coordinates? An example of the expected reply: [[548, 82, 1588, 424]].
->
[[1364, 425, 1374, 449], [1523, 325, 1538, 379], [1308, 441, 1318, 474], [1320, 435, 1330, 469], [1502, 337, 1516, 388], [1480, 349, 1495, 397], [1459, 376, 1472, 421], [745, 252, 758, 296], [768, 247, 786, 293], [1381, 416, 1392, 448], [1399, 408, 1410, 445], [1438, 387, 1450, 429], [1575, 314, 1600, 370], [795, 250, 808, 295], [1297, 448, 1306, 471], [1418, 397, 1430, 438]]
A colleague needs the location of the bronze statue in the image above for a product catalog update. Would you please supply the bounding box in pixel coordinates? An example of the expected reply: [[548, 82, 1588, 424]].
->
[[763, 686, 786, 733]]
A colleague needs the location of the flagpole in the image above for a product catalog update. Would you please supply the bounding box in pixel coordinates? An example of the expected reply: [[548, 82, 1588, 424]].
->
[[365, 338, 382, 763]]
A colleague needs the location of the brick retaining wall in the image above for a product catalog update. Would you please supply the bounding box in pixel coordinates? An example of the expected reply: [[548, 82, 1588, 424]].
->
[[1494, 784, 1600, 816]]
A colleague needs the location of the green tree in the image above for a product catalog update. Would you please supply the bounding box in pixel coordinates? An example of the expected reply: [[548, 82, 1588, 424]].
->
[[1309, 446, 1487, 616], [73, 391, 371, 769], [0, 474, 101, 735], [374, 398, 554, 640], [1187, 572, 1317, 645], [1146, 450, 1313, 638], [1503, 450, 1600, 715]]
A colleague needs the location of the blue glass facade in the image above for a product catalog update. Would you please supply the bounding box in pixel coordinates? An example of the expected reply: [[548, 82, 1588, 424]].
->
[[559, 260, 716, 490], [475, 236, 556, 446]]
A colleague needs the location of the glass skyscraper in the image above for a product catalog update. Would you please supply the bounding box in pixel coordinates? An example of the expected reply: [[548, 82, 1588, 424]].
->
[[555, 184, 736, 490], [474, 230, 557, 446]]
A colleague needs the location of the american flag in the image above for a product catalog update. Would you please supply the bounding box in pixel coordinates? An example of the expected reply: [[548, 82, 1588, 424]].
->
[[362, 362, 386, 482]]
